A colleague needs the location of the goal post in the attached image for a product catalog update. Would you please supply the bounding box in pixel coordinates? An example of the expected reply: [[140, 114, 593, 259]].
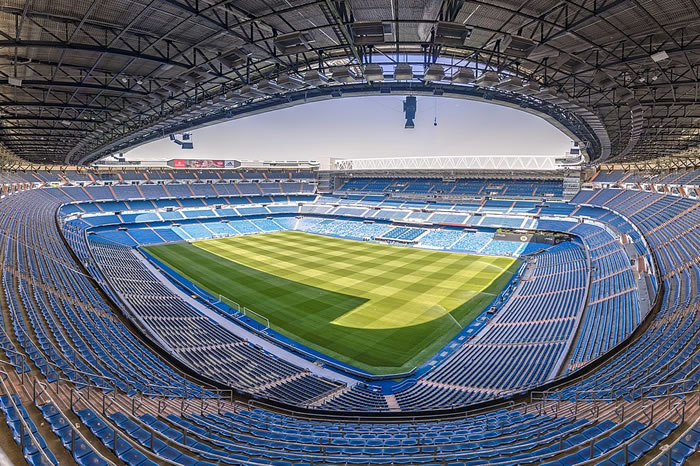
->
[[215, 295, 270, 331], [217, 294, 240, 312], [242, 307, 270, 331]]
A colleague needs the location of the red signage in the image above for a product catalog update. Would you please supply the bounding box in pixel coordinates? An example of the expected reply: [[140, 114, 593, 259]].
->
[[189, 159, 224, 168], [170, 159, 224, 168]]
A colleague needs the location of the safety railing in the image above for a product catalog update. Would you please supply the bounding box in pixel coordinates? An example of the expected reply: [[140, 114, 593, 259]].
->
[[0, 369, 57, 466]]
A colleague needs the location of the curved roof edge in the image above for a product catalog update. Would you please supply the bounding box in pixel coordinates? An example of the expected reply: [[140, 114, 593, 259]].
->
[[76, 82, 607, 166]]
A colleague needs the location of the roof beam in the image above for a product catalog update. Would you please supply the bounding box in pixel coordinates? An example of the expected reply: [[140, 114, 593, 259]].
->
[[0, 115, 105, 123], [0, 79, 149, 95], [0, 126, 91, 132], [0, 101, 121, 111], [0, 41, 191, 69], [158, 0, 286, 67], [321, 0, 363, 65]]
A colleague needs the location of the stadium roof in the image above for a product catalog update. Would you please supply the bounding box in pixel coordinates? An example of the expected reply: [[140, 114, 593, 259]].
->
[[1, 0, 699, 167]]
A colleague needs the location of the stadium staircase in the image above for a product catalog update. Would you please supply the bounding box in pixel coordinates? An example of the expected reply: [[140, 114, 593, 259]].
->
[[384, 394, 401, 412], [81, 186, 95, 201], [305, 385, 352, 408], [418, 380, 508, 397], [247, 371, 308, 394]]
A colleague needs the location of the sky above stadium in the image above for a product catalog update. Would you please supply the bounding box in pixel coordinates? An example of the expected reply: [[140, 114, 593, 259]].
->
[[124, 96, 572, 169]]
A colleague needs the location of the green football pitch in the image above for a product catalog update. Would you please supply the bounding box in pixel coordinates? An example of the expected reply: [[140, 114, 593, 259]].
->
[[145, 231, 520, 374]]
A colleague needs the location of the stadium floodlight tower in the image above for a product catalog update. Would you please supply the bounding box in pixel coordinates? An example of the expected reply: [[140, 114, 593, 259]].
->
[[403, 96, 417, 128]]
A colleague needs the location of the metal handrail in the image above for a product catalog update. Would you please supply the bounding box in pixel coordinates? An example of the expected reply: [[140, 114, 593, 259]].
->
[[68, 387, 181, 465], [0, 369, 61, 466], [94, 388, 694, 464], [29, 377, 116, 465]]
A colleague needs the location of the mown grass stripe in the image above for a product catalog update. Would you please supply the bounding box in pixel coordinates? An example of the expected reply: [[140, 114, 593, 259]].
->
[[146, 231, 520, 374]]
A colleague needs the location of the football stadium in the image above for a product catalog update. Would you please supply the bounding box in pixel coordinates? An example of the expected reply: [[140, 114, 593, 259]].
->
[[0, 1, 699, 465]]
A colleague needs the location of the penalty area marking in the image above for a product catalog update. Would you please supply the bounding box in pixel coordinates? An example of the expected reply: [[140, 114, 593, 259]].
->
[[447, 311, 463, 329]]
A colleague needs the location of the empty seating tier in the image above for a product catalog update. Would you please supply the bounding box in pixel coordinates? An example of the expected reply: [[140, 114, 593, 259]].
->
[[0, 173, 697, 465]]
